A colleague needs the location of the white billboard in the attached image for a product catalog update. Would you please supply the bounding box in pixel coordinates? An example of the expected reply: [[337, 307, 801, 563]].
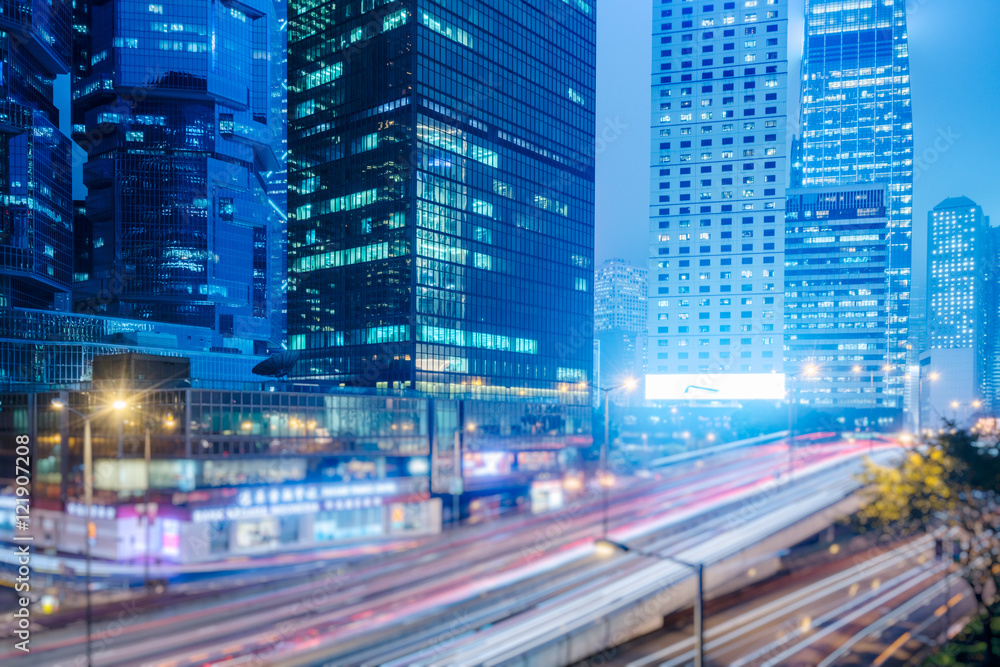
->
[[645, 373, 787, 401]]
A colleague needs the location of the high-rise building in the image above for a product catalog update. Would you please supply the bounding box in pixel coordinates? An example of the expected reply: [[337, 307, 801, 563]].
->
[[288, 1, 596, 402], [922, 196, 990, 420], [984, 226, 1000, 411], [595, 259, 647, 333], [927, 197, 988, 349], [648, 0, 789, 381], [0, 0, 74, 312], [784, 185, 889, 408], [798, 0, 914, 408], [595, 258, 647, 392], [71, 0, 284, 355]]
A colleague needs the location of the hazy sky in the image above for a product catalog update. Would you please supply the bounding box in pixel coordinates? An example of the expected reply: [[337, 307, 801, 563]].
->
[[595, 0, 1000, 294]]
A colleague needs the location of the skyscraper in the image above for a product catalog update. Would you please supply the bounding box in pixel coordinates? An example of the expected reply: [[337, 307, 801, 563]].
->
[[922, 196, 990, 418], [927, 197, 988, 350], [648, 0, 789, 381], [595, 259, 647, 333], [798, 0, 914, 409], [784, 185, 889, 408], [288, 1, 596, 401], [72, 0, 284, 354], [595, 258, 647, 391], [0, 0, 74, 312]]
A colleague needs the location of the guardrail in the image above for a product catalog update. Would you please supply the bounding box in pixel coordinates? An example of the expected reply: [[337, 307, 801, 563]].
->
[[648, 431, 790, 468]]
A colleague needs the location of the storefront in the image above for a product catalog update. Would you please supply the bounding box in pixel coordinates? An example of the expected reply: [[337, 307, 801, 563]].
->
[[8, 477, 441, 563]]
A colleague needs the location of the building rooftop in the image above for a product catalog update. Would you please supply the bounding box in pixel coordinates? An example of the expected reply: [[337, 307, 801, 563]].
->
[[933, 196, 980, 211]]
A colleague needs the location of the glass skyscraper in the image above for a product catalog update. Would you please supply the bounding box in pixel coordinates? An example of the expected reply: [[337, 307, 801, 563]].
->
[[0, 0, 74, 312], [71, 0, 285, 354], [648, 0, 789, 379], [784, 185, 889, 408], [288, 0, 596, 402], [798, 0, 914, 407], [925, 196, 990, 407]]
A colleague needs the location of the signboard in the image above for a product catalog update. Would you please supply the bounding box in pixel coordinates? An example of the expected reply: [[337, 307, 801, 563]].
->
[[645, 373, 786, 401]]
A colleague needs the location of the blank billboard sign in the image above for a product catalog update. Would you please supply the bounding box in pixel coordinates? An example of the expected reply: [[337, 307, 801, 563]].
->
[[645, 373, 786, 401]]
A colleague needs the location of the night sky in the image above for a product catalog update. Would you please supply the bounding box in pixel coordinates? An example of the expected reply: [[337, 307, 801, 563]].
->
[[595, 0, 1000, 295]]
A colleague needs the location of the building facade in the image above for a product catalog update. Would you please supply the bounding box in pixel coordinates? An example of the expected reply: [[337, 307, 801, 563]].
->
[[0, 0, 74, 312], [0, 363, 591, 560], [595, 258, 647, 333], [798, 0, 914, 409], [71, 0, 284, 354], [922, 196, 991, 421], [784, 185, 889, 409], [287, 0, 596, 403], [648, 0, 789, 380], [595, 258, 647, 391]]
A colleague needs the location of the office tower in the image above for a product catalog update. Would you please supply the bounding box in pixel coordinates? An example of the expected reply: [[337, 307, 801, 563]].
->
[[927, 197, 988, 349], [921, 197, 990, 421], [71, 0, 284, 354], [596, 259, 647, 332], [288, 1, 596, 401], [595, 258, 647, 391], [784, 185, 889, 408], [0, 0, 74, 311], [985, 226, 1000, 411], [648, 0, 789, 383], [798, 0, 914, 408]]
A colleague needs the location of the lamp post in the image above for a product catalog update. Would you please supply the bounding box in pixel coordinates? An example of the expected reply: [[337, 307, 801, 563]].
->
[[132, 409, 175, 592], [787, 364, 817, 479], [596, 539, 704, 667], [51, 397, 127, 667], [594, 379, 637, 539]]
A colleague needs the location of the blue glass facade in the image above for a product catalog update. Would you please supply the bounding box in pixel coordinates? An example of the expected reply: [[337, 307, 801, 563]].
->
[[784, 185, 889, 408], [71, 0, 284, 354], [288, 0, 595, 403], [0, 0, 74, 311], [648, 0, 789, 379], [798, 0, 914, 407], [926, 197, 991, 407]]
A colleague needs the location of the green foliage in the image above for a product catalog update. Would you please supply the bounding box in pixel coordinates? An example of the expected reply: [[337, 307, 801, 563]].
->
[[856, 446, 954, 536], [859, 425, 1000, 663]]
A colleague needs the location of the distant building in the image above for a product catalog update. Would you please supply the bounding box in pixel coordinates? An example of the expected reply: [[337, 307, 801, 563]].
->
[[922, 197, 991, 425], [595, 259, 647, 398], [985, 226, 1000, 410], [596, 259, 647, 333], [784, 185, 890, 410], [798, 0, 914, 409]]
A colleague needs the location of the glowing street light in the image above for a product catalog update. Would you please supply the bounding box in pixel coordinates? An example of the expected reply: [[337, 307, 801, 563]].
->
[[51, 396, 128, 667]]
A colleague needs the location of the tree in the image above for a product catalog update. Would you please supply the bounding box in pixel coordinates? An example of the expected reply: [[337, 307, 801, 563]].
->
[[856, 424, 1000, 664]]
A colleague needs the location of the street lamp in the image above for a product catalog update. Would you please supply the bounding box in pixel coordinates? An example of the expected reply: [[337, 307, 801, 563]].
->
[[51, 396, 127, 667], [594, 378, 637, 538], [787, 364, 817, 479], [124, 405, 177, 593], [596, 539, 705, 667]]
